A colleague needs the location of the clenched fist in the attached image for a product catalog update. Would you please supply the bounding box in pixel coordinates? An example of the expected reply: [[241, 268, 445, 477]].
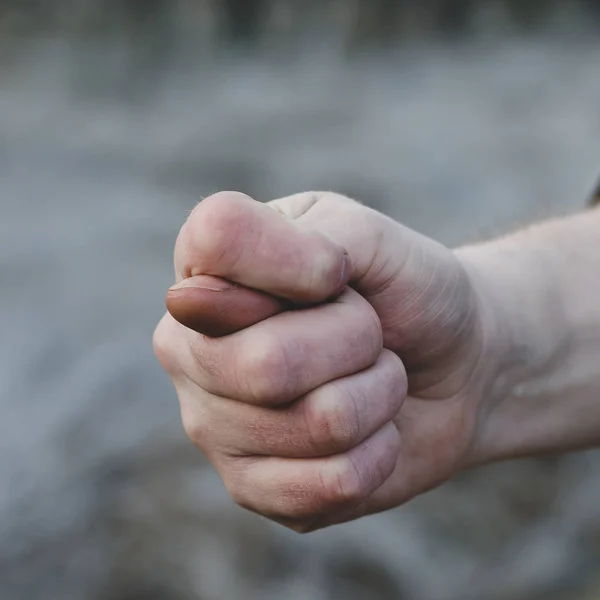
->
[[153, 191, 506, 532]]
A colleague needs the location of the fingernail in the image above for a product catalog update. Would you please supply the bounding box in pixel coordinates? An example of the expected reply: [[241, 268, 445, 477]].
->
[[168, 277, 235, 292]]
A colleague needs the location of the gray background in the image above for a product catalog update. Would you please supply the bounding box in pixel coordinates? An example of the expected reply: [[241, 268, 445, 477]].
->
[[1, 2, 600, 599]]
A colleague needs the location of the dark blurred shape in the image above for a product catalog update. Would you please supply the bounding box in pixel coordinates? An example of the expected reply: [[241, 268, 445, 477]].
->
[[113, 0, 171, 24], [328, 555, 405, 599], [436, 0, 473, 33], [98, 585, 190, 600], [219, 0, 267, 46], [2, 0, 600, 46], [346, 0, 406, 49], [582, 0, 600, 15], [504, 0, 557, 29]]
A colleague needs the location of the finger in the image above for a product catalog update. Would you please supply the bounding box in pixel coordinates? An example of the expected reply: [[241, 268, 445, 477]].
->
[[175, 191, 350, 303], [166, 275, 286, 337], [166, 287, 383, 406], [180, 350, 407, 459], [221, 422, 401, 521]]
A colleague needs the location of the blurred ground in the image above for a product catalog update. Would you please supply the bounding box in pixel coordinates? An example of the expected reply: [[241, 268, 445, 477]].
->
[[1, 3, 600, 599]]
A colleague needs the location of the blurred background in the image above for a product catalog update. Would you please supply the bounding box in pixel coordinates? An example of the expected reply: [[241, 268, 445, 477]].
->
[[1, 1, 600, 599]]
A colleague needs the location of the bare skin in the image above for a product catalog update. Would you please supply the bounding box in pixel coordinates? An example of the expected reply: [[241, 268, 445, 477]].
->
[[154, 191, 600, 532]]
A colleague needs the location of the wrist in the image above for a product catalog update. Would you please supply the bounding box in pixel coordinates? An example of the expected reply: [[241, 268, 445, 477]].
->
[[455, 236, 570, 466]]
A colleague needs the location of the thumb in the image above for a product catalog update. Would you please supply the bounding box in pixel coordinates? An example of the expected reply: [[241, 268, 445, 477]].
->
[[174, 191, 350, 304]]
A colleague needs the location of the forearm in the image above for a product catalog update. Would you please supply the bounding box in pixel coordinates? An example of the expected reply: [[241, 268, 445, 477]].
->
[[457, 206, 600, 465]]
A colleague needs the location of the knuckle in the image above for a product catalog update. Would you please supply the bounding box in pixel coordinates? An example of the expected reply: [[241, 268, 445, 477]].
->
[[320, 456, 367, 507], [354, 300, 383, 359], [152, 316, 180, 376], [181, 409, 206, 447], [384, 350, 408, 399], [184, 192, 249, 275], [228, 484, 251, 512], [222, 464, 254, 511], [238, 333, 293, 404], [199, 193, 246, 229], [152, 320, 170, 364], [304, 385, 361, 453], [179, 392, 216, 449], [304, 239, 345, 297]]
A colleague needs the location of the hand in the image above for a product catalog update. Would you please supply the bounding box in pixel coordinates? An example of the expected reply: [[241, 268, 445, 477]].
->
[[153, 191, 505, 531]]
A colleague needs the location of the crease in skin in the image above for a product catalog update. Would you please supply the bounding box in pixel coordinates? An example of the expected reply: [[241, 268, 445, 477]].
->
[[268, 192, 320, 220]]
